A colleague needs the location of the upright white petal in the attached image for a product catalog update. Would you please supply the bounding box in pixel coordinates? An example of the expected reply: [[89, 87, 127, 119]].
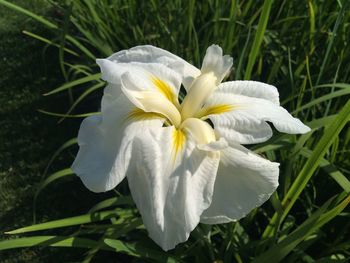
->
[[201, 143, 279, 224], [106, 45, 201, 90], [127, 125, 221, 251], [201, 45, 233, 84], [204, 90, 310, 144], [72, 94, 163, 192]]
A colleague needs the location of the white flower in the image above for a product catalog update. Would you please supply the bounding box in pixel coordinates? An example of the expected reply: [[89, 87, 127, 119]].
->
[[72, 45, 310, 250]]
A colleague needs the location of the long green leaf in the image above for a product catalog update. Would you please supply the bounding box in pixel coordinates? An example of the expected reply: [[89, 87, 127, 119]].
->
[[244, 0, 273, 79], [0, 236, 112, 251], [38, 110, 100, 118], [0, 0, 57, 28], [44, 73, 101, 96], [33, 168, 74, 222], [254, 195, 350, 263], [59, 82, 104, 122], [300, 148, 350, 193], [292, 88, 350, 114], [0, 0, 95, 59], [263, 100, 350, 238], [5, 210, 119, 234], [104, 239, 180, 263], [42, 138, 77, 178], [22, 30, 79, 56], [89, 196, 134, 213]]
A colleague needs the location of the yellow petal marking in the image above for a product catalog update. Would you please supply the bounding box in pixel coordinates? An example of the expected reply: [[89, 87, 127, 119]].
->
[[195, 104, 234, 119], [151, 76, 179, 108], [127, 108, 164, 122], [172, 128, 186, 160]]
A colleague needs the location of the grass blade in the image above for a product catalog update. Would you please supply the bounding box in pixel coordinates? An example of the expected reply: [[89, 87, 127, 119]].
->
[[104, 239, 180, 263], [254, 195, 350, 263], [0, 236, 111, 251], [263, 99, 350, 238], [244, 0, 273, 79], [44, 73, 101, 96], [5, 209, 120, 234], [37, 110, 100, 118]]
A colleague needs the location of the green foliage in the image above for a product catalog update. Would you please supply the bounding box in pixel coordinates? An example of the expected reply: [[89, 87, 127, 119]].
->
[[0, 0, 349, 262]]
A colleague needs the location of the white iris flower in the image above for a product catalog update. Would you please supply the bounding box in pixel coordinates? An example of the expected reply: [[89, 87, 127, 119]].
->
[[72, 45, 310, 250]]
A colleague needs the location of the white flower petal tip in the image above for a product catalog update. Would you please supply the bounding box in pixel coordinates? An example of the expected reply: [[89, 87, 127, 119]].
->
[[96, 58, 121, 84], [205, 88, 311, 144], [201, 44, 233, 83]]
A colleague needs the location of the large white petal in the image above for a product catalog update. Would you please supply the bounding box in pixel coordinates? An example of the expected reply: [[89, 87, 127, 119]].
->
[[97, 61, 181, 94], [106, 45, 201, 90], [201, 143, 279, 224], [217, 80, 280, 105], [205, 91, 310, 144], [127, 126, 221, 251], [98, 62, 182, 114], [71, 94, 163, 192]]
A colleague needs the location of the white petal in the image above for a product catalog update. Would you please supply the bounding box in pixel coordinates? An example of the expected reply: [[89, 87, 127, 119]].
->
[[71, 94, 163, 192], [106, 45, 201, 90], [205, 91, 310, 144], [97, 61, 182, 96], [121, 69, 182, 127], [201, 143, 279, 224], [127, 126, 220, 251], [217, 80, 280, 105], [98, 61, 183, 126], [201, 44, 233, 84]]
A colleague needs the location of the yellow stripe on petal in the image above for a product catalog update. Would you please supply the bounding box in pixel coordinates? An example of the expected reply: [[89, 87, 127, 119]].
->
[[172, 128, 186, 159], [127, 108, 164, 121], [151, 76, 179, 107], [195, 104, 234, 119]]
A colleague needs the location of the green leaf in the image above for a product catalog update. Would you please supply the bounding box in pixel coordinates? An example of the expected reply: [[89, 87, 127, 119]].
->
[[37, 110, 100, 118], [104, 239, 180, 263], [244, 0, 273, 79], [42, 138, 77, 178], [34, 168, 74, 200], [300, 148, 350, 193], [22, 30, 79, 56], [0, 236, 112, 251], [89, 196, 134, 213], [0, 0, 95, 59], [254, 195, 350, 263], [5, 210, 120, 234], [263, 99, 350, 238], [0, 0, 57, 28], [59, 82, 105, 123], [292, 88, 350, 114], [33, 168, 75, 223], [44, 73, 101, 96]]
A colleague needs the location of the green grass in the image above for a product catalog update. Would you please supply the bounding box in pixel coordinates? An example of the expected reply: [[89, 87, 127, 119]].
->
[[0, 1, 108, 262], [0, 0, 349, 262]]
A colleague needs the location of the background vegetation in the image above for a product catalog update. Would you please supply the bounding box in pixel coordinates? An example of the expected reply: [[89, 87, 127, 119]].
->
[[0, 0, 349, 262]]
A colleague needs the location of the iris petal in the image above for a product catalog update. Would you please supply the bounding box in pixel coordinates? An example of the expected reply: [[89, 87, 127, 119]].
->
[[127, 126, 220, 250], [201, 143, 279, 224]]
